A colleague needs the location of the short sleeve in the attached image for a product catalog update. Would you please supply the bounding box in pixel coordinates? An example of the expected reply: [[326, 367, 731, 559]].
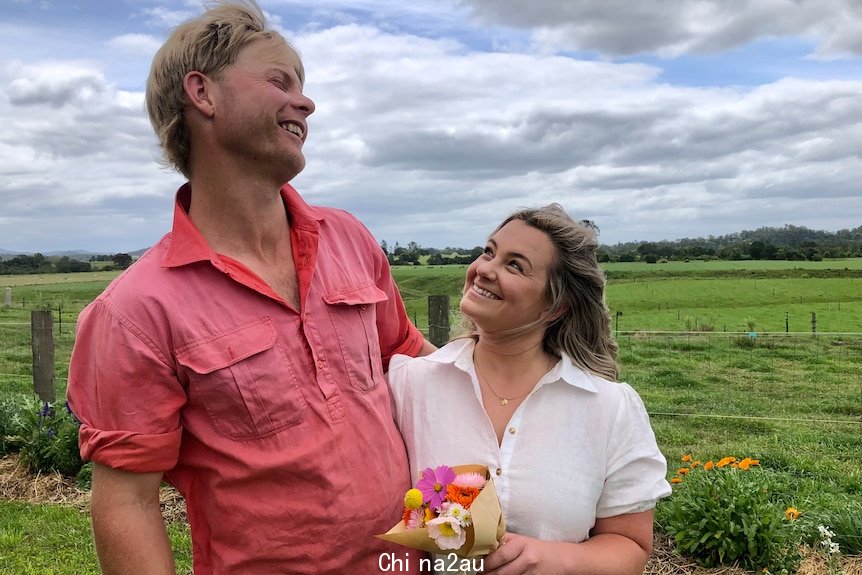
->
[[595, 383, 671, 518], [67, 299, 185, 473]]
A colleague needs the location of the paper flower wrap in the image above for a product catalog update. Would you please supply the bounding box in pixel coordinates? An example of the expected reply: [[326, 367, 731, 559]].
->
[[376, 464, 506, 557]]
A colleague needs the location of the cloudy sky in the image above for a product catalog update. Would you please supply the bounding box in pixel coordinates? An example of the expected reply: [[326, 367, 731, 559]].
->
[[2, 0, 861, 254]]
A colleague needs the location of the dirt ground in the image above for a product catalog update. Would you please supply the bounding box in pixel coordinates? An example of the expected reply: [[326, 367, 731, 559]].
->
[[2, 455, 859, 574]]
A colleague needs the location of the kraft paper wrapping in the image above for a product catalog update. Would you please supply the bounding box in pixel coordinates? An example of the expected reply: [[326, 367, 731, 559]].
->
[[376, 464, 506, 557]]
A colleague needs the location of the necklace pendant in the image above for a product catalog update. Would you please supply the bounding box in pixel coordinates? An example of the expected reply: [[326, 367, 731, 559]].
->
[[500, 398, 508, 406]]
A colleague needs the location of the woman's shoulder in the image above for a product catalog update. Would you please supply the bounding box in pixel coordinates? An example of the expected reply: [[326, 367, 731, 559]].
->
[[388, 339, 473, 385]]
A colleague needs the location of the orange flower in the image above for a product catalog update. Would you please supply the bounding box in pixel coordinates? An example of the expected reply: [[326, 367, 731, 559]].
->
[[785, 507, 801, 521], [704, 461, 714, 470], [738, 457, 760, 470], [677, 467, 690, 475], [402, 507, 413, 525], [691, 460, 701, 468], [717, 456, 737, 468], [681, 454, 692, 462], [446, 484, 481, 508], [671, 477, 682, 484]]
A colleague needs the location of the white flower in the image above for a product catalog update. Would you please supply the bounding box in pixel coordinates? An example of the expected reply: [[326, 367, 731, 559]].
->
[[818, 525, 835, 538], [829, 541, 840, 555], [441, 502, 472, 527], [427, 516, 466, 550]]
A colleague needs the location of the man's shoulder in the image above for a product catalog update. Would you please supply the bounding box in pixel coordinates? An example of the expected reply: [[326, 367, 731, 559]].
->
[[97, 234, 174, 302]]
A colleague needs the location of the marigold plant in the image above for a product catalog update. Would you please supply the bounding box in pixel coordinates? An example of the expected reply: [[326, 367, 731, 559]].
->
[[657, 454, 800, 573]]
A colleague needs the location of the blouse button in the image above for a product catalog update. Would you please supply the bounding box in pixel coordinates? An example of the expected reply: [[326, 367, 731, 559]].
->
[[508, 427, 516, 435], [495, 468, 503, 476]]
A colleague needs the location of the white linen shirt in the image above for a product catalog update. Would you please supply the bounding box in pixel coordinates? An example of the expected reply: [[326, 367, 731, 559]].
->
[[388, 338, 671, 543]]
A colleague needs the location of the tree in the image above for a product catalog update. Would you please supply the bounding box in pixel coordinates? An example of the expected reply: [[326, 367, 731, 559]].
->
[[112, 253, 133, 270]]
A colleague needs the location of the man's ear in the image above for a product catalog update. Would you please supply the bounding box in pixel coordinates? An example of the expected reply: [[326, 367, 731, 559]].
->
[[183, 71, 215, 118]]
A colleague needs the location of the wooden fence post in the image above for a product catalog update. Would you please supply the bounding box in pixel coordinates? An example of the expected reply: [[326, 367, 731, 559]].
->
[[811, 312, 817, 335], [31, 310, 56, 403], [3, 287, 10, 307], [428, 295, 451, 348]]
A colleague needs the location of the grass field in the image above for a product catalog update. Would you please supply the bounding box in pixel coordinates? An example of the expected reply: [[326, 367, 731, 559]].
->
[[1, 260, 861, 571]]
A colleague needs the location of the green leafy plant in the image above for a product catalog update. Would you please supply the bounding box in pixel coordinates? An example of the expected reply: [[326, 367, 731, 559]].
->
[[0, 393, 31, 455], [656, 455, 801, 573], [17, 399, 84, 477]]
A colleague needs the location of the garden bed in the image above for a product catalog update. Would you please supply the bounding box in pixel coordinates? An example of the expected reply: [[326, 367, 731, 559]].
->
[[1, 454, 859, 574]]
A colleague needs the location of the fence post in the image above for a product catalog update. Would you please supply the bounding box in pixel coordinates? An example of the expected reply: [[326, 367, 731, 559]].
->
[[428, 295, 450, 348], [3, 287, 10, 307], [31, 310, 56, 403], [811, 312, 817, 335]]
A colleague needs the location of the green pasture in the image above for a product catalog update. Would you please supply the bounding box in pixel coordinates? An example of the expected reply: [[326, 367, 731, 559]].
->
[[603, 257, 862, 273], [1, 261, 861, 570]]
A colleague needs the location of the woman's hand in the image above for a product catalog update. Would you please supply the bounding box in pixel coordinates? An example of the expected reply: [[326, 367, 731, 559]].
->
[[480, 533, 571, 575]]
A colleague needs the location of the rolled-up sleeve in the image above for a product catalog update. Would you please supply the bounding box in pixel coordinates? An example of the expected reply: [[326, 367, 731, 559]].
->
[[596, 383, 672, 518], [67, 299, 186, 473]]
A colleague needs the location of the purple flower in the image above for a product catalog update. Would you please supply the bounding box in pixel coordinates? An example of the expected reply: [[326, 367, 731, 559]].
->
[[417, 465, 456, 510], [38, 403, 52, 418]]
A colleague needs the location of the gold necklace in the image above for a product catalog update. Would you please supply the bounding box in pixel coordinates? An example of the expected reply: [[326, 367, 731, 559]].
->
[[474, 358, 537, 406]]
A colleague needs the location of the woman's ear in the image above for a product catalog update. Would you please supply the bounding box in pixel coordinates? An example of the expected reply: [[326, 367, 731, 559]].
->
[[183, 71, 216, 118], [543, 304, 567, 324]]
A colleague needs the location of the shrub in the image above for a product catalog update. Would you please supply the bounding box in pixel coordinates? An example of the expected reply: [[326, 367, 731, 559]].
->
[[0, 393, 31, 455], [656, 455, 801, 573], [17, 399, 85, 477]]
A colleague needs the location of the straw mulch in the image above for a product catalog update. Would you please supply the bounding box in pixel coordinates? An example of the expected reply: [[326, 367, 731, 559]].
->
[[0, 454, 186, 523], [2, 454, 860, 574]]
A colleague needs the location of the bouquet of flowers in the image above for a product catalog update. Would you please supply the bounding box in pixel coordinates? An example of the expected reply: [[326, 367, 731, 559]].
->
[[377, 464, 506, 557]]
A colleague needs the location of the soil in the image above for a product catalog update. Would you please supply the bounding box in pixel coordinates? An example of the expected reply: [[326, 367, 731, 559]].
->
[[2, 455, 859, 574]]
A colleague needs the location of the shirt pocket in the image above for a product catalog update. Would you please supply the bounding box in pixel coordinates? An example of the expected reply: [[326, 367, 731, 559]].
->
[[322, 283, 388, 392], [175, 317, 307, 441]]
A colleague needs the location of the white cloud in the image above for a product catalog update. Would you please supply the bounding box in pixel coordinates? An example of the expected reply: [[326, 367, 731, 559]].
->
[[459, 0, 862, 58], [105, 33, 162, 57]]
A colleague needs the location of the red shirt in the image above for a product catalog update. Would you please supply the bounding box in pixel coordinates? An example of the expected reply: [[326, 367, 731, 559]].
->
[[68, 184, 423, 574]]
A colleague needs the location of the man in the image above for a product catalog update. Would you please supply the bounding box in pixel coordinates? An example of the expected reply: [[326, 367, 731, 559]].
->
[[67, 2, 433, 573]]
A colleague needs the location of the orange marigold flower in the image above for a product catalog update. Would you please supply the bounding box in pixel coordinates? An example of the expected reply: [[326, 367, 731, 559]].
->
[[691, 460, 701, 468], [738, 457, 760, 470], [677, 467, 690, 475], [671, 477, 682, 484], [402, 507, 413, 525], [704, 461, 714, 470], [785, 507, 801, 521], [681, 454, 692, 462], [717, 456, 737, 468], [446, 484, 481, 508]]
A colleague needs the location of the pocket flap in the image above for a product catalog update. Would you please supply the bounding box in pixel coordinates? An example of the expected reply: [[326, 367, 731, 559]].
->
[[322, 283, 388, 306], [175, 317, 277, 374]]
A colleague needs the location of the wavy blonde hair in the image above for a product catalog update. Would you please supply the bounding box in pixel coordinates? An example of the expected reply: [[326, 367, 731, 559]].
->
[[461, 204, 619, 381], [146, 1, 304, 177]]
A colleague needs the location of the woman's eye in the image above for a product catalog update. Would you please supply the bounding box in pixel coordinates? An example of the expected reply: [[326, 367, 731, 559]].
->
[[509, 261, 523, 272], [482, 247, 493, 257]]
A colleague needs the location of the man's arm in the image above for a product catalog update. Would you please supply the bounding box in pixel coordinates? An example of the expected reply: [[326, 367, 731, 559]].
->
[[416, 338, 437, 356], [90, 463, 176, 575]]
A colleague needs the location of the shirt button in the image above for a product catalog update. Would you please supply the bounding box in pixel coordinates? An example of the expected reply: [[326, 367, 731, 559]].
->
[[495, 468, 502, 476], [359, 304, 367, 310], [317, 359, 325, 369], [508, 427, 516, 435]]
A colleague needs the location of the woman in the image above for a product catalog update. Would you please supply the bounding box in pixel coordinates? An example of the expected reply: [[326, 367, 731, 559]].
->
[[388, 204, 671, 574]]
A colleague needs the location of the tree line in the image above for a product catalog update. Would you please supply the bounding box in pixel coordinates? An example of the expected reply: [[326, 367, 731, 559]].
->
[[382, 224, 862, 266], [0, 253, 133, 275]]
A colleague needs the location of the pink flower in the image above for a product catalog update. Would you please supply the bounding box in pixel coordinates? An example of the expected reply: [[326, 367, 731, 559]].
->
[[405, 508, 425, 529], [453, 472, 486, 489], [427, 516, 466, 550], [417, 465, 456, 509]]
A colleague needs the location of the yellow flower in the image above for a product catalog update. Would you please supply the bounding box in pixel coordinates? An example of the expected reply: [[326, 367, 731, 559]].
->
[[404, 488, 424, 509], [704, 461, 714, 470], [677, 467, 690, 475], [681, 454, 692, 462], [671, 477, 683, 484], [785, 507, 801, 521], [717, 456, 737, 468]]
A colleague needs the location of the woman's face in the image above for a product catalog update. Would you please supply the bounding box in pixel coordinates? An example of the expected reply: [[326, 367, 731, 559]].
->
[[460, 219, 557, 335]]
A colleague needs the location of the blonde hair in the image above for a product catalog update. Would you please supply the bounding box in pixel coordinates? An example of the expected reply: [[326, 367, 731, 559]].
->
[[145, 1, 304, 177], [461, 204, 619, 381]]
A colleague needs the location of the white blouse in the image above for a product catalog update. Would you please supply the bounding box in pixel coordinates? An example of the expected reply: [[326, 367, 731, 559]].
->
[[388, 338, 671, 543]]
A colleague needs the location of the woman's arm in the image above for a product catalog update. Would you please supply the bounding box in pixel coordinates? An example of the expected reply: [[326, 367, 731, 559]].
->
[[90, 463, 177, 575], [481, 509, 654, 575]]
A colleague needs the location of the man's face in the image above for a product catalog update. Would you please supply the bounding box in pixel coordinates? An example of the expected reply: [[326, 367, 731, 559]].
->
[[209, 38, 316, 185]]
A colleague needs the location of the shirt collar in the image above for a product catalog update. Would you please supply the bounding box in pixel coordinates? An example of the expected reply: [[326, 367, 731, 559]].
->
[[162, 182, 324, 268], [423, 337, 599, 393]]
